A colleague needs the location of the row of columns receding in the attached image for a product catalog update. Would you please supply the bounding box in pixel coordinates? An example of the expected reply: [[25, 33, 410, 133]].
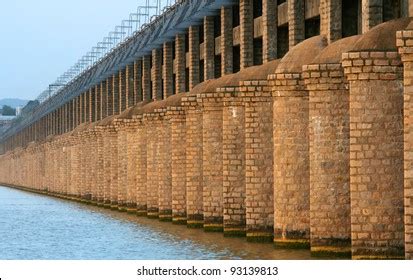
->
[[1, 0, 410, 153]]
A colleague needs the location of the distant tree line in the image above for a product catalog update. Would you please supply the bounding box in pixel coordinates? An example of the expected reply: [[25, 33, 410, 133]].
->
[[0, 105, 16, 116]]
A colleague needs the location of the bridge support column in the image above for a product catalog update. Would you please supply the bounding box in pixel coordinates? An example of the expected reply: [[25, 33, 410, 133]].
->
[[288, 0, 305, 48], [168, 107, 187, 224], [89, 130, 98, 203], [163, 42, 174, 99], [100, 81, 107, 119], [240, 0, 253, 69], [113, 74, 120, 115], [204, 16, 215, 81], [320, 0, 342, 43], [85, 131, 93, 200], [221, 6, 233, 75], [362, 0, 383, 33], [143, 55, 152, 101], [175, 33, 186, 94], [398, 28, 413, 260], [89, 88, 94, 122], [72, 136, 81, 198], [342, 51, 404, 259], [107, 78, 114, 116], [263, 0, 277, 62], [119, 69, 127, 111], [157, 109, 172, 221], [117, 121, 128, 211], [135, 115, 147, 215], [84, 91, 89, 122], [303, 63, 351, 257], [97, 84, 102, 121], [95, 127, 105, 205], [134, 59, 143, 103], [242, 83, 274, 242], [222, 91, 246, 237], [183, 96, 204, 228], [200, 93, 224, 232], [270, 72, 310, 248], [152, 49, 163, 100], [78, 133, 87, 199], [126, 121, 138, 213], [109, 125, 119, 208], [189, 26, 200, 90], [75, 94, 80, 126], [144, 113, 160, 218], [103, 127, 112, 207]]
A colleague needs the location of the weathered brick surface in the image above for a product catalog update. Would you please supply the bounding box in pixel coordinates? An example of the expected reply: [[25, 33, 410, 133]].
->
[[398, 29, 413, 260], [168, 107, 187, 223], [117, 122, 128, 210], [303, 63, 351, 255], [182, 96, 204, 227], [270, 72, 310, 247], [157, 109, 173, 221], [134, 115, 147, 215], [221, 6, 233, 75], [163, 42, 174, 99], [204, 16, 215, 81], [263, 0, 277, 62], [189, 26, 200, 90], [242, 82, 274, 242], [125, 121, 138, 211], [320, 0, 342, 43], [95, 127, 105, 204], [152, 49, 163, 100], [134, 59, 143, 103], [102, 127, 113, 205], [240, 0, 253, 69], [288, 0, 305, 48], [113, 75, 120, 115], [362, 0, 383, 34], [144, 112, 160, 218], [175, 33, 186, 94], [222, 90, 246, 236], [200, 94, 224, 231], [343, 51, 405, 259], [142, 55, 151, 101]]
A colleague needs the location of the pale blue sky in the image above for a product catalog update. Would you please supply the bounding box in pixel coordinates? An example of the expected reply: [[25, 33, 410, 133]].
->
[[0, 0, 146, 100]]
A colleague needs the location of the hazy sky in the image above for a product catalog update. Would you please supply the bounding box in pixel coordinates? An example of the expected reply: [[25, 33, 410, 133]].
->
[[0, 0, 146, 100]]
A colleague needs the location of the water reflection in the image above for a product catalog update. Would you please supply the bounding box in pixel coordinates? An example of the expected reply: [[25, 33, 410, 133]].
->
[[0, 186, 313, 260]]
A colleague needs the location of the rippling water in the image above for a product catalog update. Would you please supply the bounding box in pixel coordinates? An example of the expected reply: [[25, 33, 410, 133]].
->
[[0, 186, 315, 260]]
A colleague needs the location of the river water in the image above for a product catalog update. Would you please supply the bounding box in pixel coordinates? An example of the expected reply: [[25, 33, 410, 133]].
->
[[0, 186, 316, 260]]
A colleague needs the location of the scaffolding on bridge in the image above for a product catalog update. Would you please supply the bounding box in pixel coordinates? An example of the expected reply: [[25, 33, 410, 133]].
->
[[1, 0, 234, 145], [36, 0, 176, 104]]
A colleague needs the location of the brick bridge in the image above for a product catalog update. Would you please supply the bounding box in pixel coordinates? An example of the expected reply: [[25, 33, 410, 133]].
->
[[1, 0, 413, 260]]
